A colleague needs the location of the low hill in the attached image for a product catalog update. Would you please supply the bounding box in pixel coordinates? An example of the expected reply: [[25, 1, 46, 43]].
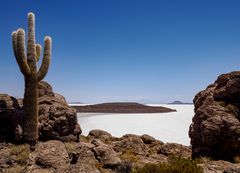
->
[[72, 102, 176, 113]]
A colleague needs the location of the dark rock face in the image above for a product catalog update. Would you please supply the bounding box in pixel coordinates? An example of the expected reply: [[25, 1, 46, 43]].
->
[[0, 81, 81, 142], [38, 81, 82, 142], [0, 94, 23, 142], [189, 71, 240, 160]]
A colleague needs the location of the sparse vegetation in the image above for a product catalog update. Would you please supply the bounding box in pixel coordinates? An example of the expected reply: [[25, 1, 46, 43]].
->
[[132, 156, 203, 173], [79, 135, 90, 143], [64, 142, 76, 154], [95, 162, 104, 170], [9, 144, 30, 165], [234, 156, 240, 163], [195, 156, 212, 164], [120, 149, 140, 163]]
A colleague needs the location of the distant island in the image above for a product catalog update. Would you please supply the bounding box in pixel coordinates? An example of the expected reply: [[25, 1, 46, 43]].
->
[[169, 101, 193, 105], [72, 102, 176, 113], [68, 102, 84, 104]]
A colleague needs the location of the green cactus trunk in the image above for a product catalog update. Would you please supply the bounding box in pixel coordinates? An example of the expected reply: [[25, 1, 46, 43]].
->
[[22, 76, 38, 143], [12, 12, 52, 145]]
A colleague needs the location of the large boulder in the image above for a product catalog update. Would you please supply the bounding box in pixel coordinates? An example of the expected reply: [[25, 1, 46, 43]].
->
[[113, 134, 149, 155], [0, 81, 81, 142], [28, 140, 70, 173], [0, 94, 23, 142], [38, 81, 82, 141], [92, 139, 121, 168], [189, 71, 240, 160]]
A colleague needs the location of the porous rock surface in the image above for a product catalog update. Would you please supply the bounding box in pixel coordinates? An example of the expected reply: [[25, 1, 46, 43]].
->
[[28, 140, 70, 173], [1, 130, 240, 173], [0, 94, 23, 142], [189, 71, 240, 160], [38, 81, 81, 141], [0, 81, 81, 142]]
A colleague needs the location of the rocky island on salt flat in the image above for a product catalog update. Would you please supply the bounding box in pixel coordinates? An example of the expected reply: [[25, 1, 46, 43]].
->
[[72, 102, 176, 113]]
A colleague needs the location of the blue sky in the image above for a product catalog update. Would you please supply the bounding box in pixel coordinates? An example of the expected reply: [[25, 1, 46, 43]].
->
[[0, 0, 240, 103]]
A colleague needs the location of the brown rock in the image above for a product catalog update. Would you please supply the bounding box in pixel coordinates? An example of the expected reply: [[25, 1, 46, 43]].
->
[[141, 134, 156, 144], [88, 129, 112, 140], [29, 140, 69, 173], [54, 93, 67, 103], [189, 71, 240, 160], [0, 81, 82, 143], [69, 142, 100, 173], [92, 139, 121, 167], [38, 81, 82, 142], [0, 94, 23, 142], [198, 159, 240, 173], [38, 81, 54, 97], [113, 134, 148, 155], [157, 143, 191, 159]]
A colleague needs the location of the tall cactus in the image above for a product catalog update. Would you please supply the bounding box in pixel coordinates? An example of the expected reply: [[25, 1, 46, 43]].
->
[[12, 12, 52, 144]]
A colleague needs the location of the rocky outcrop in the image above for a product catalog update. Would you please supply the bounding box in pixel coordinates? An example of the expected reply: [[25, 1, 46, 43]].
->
[[189, 71, 240, 160], [0, 81, 81, 142], [3, 130, 238, 173], [0, 94, 23, 142], [38, 81, 82, 142]]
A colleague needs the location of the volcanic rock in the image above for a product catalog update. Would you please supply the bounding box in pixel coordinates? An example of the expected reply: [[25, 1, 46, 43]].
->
[[0, 94, 23, 142], [92, 139, 121, 167], [141, 134, 156, 144], [38, 81, 81, 142], [28, 140, 70, 173], [189, 71, 240, 160], [88, 129, 112, 141], [0, 81, 81, 143]]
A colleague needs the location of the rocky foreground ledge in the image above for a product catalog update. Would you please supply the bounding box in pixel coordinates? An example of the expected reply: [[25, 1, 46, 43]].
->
[[72, 102, 176, 113], [1, 129, 240, 173]]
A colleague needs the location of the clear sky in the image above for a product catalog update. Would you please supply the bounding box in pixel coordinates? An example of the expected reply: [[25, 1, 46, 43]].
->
[[0, 0, 240, 103]]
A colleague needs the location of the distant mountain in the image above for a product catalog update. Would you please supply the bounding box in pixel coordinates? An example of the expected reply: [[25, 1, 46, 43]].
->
[[169, 101, 193, 105]]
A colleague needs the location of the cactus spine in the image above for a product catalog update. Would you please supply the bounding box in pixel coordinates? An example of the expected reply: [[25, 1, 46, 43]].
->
[[12, 12, 52, 144]]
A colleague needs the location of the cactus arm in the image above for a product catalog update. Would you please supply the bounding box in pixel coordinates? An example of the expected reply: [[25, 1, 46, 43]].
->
[[14, 29, 31, 76], [12, 31, 18, 58], [37, 36, 52, 81], [36, 44, 42, 62], [27, 12, 37, 72]]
